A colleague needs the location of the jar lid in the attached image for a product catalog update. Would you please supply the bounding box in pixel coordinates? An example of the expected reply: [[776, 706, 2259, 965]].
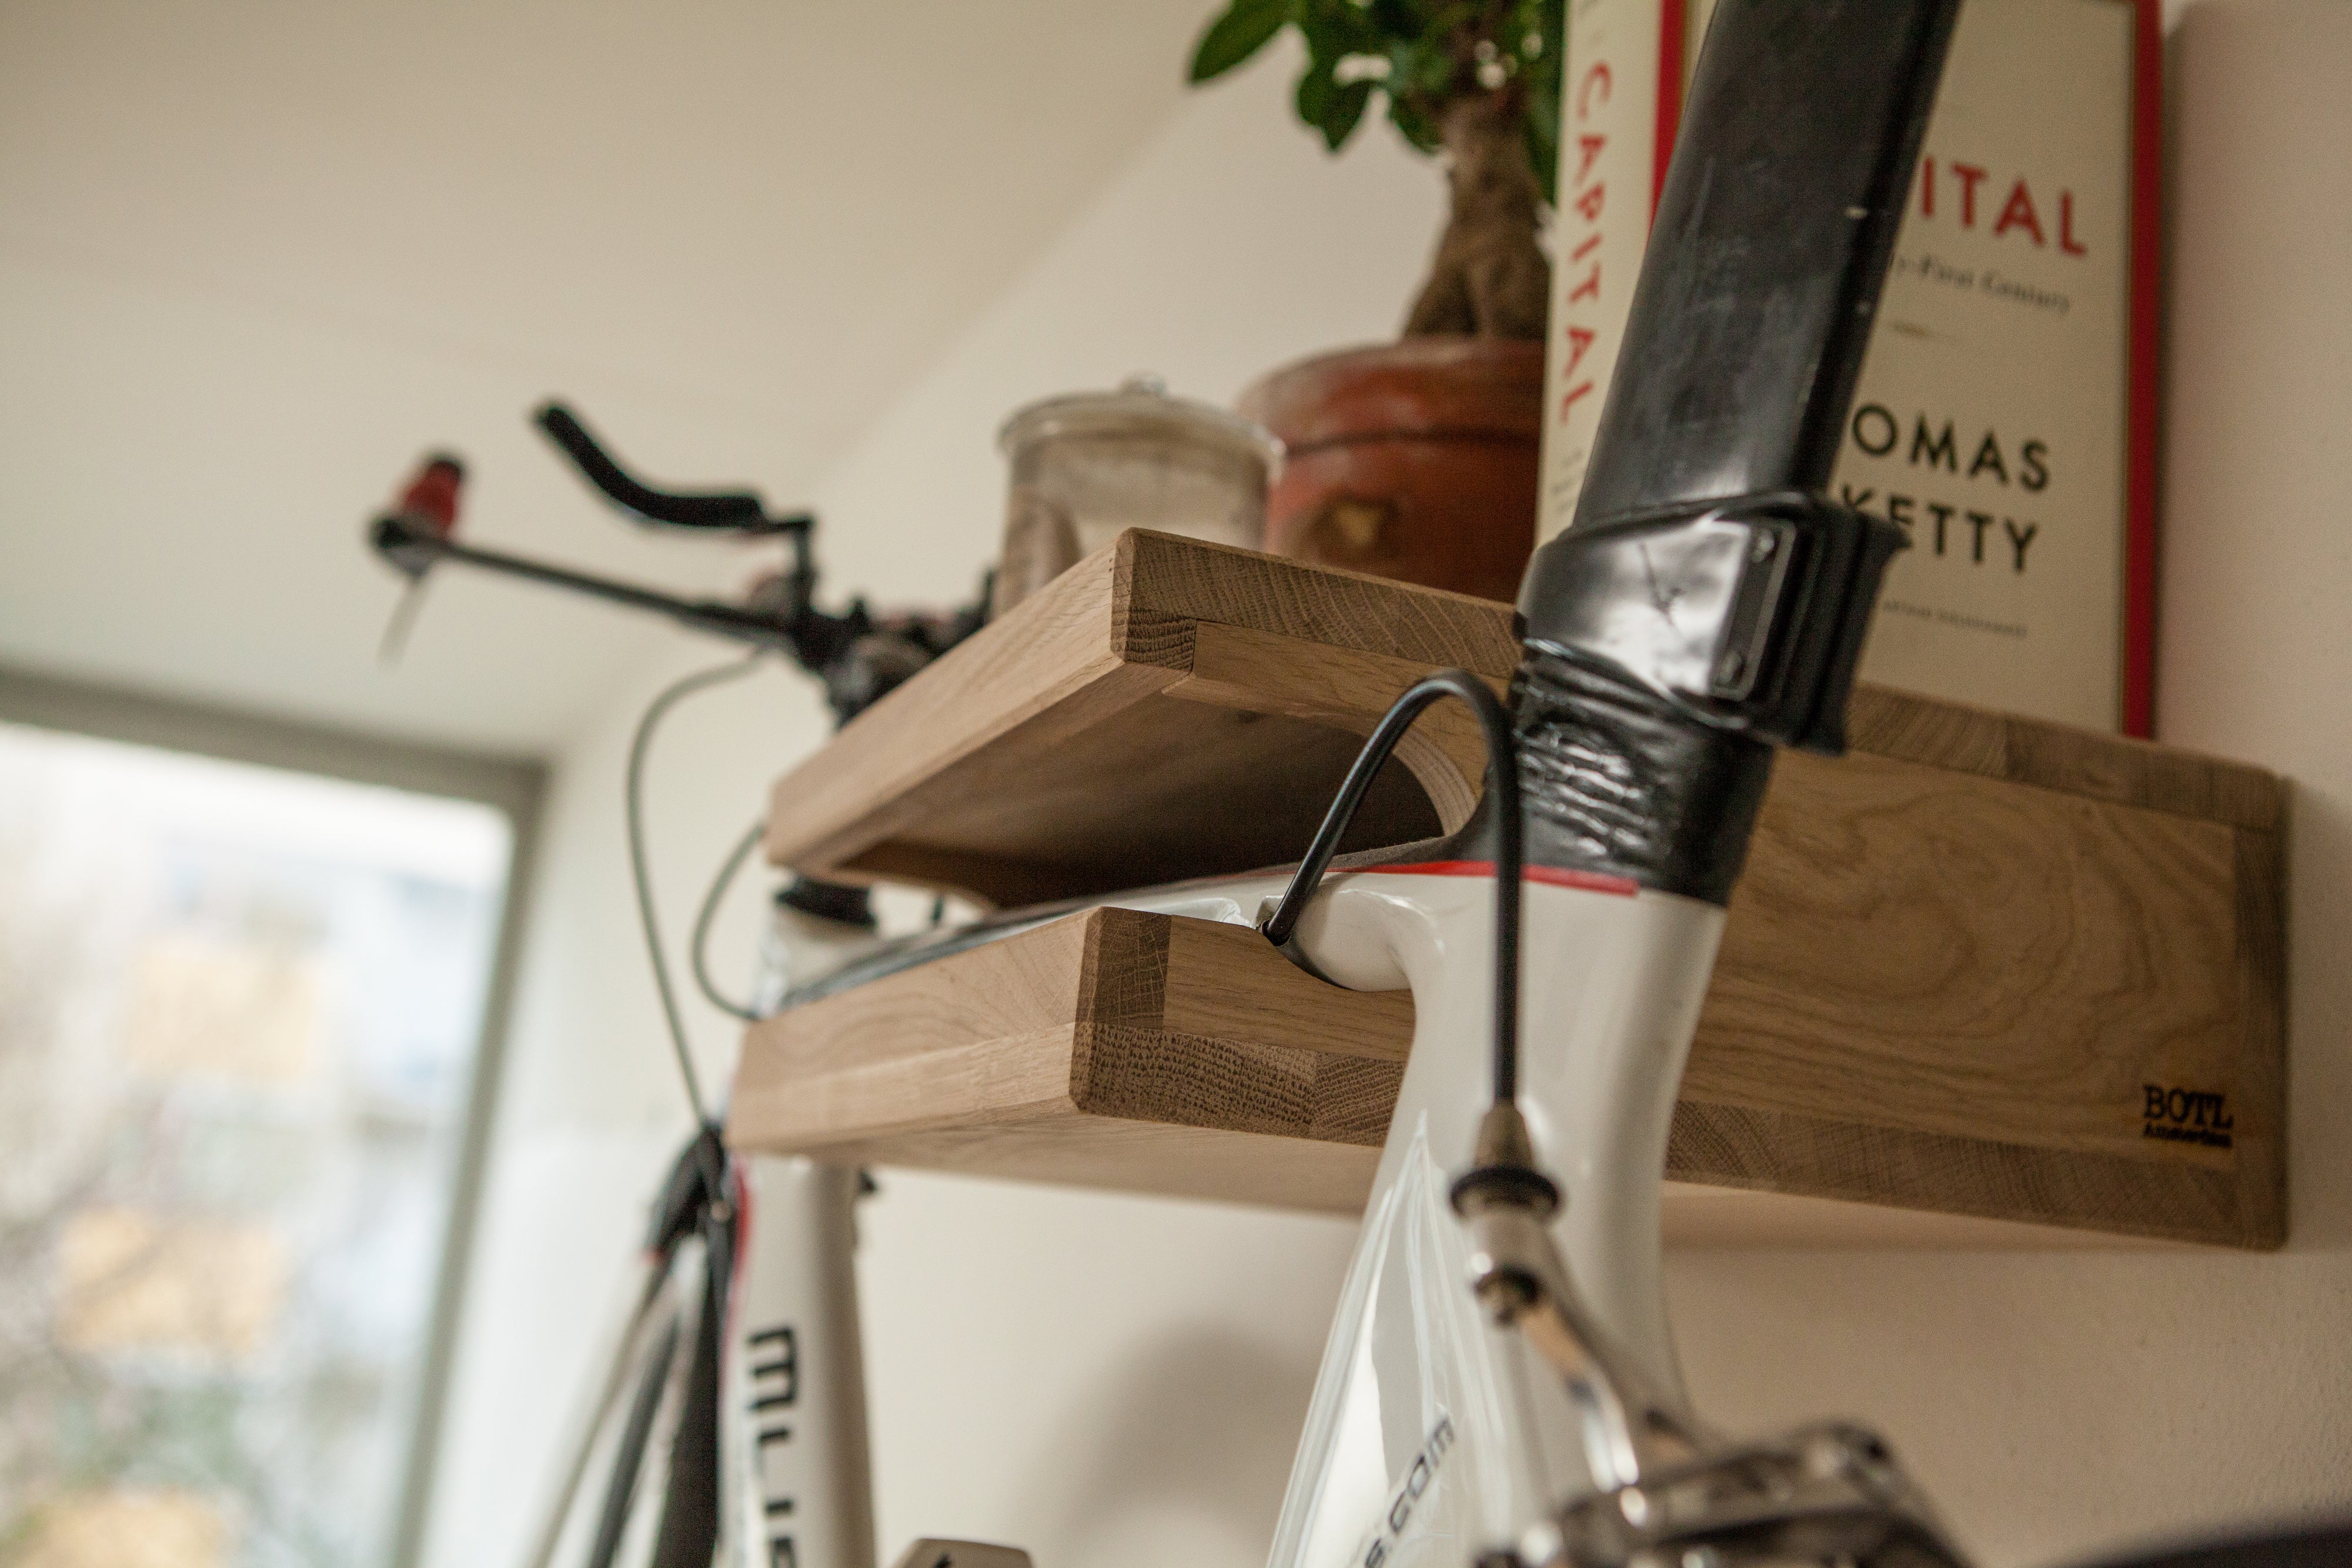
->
[[998, 374, 1283, 474]]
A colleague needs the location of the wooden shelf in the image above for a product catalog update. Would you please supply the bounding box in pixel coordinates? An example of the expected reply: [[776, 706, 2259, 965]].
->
[[733, 531, 2286, 1248]]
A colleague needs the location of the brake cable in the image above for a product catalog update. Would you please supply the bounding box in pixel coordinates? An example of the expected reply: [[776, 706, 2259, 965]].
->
[[1257, 668, 1525, 1110]]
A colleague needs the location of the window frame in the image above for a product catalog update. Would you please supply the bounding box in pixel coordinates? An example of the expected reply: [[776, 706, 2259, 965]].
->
[[0, 663, 546, 1568]]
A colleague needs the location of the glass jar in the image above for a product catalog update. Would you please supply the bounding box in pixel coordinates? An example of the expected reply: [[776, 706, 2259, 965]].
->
[[991, 375, 1281, 616]]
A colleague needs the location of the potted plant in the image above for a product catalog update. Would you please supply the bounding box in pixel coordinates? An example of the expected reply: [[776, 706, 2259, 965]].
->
[[1191, 0, 1562, 601]]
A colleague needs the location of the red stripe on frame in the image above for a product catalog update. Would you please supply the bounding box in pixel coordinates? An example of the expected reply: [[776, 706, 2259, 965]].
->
[[1655, 0, 1688, 214], [2123, 0, 2161, 738], [1369, 860, 1641, 898]]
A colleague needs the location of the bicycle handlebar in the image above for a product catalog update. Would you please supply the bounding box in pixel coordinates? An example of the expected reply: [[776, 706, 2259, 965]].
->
[[369, 512, 807, 652], [533, 401, 807, 537]]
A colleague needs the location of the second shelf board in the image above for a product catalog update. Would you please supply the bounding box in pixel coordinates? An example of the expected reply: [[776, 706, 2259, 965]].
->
[[732, 903, 2236, 1248], [745, 531, 2286, 1248]]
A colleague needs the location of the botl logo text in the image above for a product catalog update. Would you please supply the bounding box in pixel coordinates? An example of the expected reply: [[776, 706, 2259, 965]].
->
[[2143, 1085, 2233, 1150]]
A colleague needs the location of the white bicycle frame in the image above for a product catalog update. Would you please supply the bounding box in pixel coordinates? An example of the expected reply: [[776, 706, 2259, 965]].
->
[[614, 857, 1716, 1568], [514, 858, 1708, 1567], [518, 1152, 877, 1568], [518, 2, 1975, 1560], [726, 1158, 876, 1568], [1250, 868, 1715, 1566]]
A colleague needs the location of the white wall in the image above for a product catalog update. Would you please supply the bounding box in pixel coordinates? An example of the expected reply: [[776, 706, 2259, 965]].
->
[[433, 8, 2352, 1568], [425, 41, 1445, 1568], [0, 0, 1207, 755]]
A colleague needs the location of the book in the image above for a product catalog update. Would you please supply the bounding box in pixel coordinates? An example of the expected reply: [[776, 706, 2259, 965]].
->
[[1539, 0, 2160, 735]]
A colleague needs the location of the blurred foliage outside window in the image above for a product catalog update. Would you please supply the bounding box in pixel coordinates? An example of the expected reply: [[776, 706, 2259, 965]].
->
[[0, 722, 510, 1567]]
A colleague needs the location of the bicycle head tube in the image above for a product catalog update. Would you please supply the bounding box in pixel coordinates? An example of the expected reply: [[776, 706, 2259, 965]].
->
[[1479, 2, 1972, 1564], [1506, 0, 1952, 908]]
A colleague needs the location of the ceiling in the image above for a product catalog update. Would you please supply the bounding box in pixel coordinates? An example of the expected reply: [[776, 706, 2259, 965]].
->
[[0, 1, 1210, 755]]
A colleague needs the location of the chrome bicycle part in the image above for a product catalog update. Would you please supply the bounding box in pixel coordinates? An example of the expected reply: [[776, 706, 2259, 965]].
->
[[1451, 1106, 1708, 1499], [1451, 1145, 1966, 1568], [1528, 1423, 1966, 1568]]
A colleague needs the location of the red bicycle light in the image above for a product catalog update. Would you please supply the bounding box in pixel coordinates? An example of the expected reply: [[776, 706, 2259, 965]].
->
[[396, 453, 466, 538]]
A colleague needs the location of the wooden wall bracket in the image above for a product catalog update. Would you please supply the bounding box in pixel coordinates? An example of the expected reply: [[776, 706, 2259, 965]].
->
[[736, 532, 2286, 1248]]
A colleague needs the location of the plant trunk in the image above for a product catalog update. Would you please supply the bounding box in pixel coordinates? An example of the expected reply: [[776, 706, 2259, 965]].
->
[[1403, 92, 1552, 340]]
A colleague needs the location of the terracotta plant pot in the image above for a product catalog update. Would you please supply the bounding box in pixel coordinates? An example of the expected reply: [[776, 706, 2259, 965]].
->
[[1239, 337, 1544, 604]]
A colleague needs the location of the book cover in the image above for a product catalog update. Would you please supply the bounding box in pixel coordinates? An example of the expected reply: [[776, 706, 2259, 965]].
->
[[1538, 0, 2160, 735]]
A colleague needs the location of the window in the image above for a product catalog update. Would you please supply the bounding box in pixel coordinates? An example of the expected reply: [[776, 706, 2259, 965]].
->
[[0, 714, 524, 1568]]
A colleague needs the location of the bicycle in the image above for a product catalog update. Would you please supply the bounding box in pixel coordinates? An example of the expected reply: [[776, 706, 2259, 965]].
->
[[370, 2, 2352, 1564]]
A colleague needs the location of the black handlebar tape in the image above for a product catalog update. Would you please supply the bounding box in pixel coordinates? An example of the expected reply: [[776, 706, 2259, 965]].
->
[[533, 402, 772, 531], [1569, 0, 1959, 527], [1502, 0, 1955, 904]]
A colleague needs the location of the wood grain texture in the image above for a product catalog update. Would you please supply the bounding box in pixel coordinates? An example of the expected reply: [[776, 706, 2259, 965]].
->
[[731, 838, 2281, 1246], [729, 907, 1408, 1213], [764, 545, 1174, 895], [1115, 528, 1520, 673], [1845, 684, 2281, 831], [766, 531, 1513, 902], [1165, 621, 1502, 833], [744, 530, 2287, 1246], [1690, 753, 2240, 1168]]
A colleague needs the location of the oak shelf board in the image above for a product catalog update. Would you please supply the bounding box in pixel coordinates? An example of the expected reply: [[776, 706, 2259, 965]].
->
[[739, 531, 2287, 1249]]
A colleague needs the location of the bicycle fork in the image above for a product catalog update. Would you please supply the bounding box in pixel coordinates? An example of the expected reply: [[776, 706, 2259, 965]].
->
[[1260, 869, 1722, 1568]]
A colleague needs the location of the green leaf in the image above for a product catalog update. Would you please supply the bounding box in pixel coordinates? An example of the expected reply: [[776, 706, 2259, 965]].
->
[[1295, 61, 1335, 126], [1521, 0, 1565, 203], [1295, 8, 1339, 69], [1525, 110, 1558, 206], [1522, 35, 1559, 131], [1387, 93, 1442, 155], [1190, 0, 1292, 82], [1531, 0, 1565, 64], [1297, 0, 1385, 73], [1385, 39, 1422, 96], [1396, 32, 1456, 96], [1321, 78, 1377, 149]]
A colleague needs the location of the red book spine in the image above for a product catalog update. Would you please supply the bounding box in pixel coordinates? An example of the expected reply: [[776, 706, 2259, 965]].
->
[[2123, 0, 2161, 737]]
